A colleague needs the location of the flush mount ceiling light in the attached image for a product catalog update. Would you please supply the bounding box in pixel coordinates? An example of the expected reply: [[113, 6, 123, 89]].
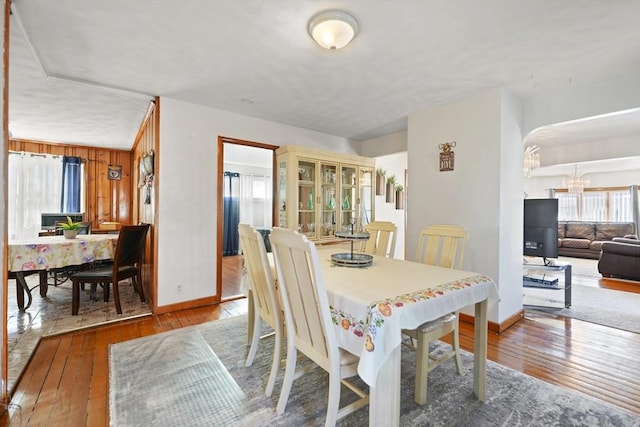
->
[[308, 10, 358, 50]]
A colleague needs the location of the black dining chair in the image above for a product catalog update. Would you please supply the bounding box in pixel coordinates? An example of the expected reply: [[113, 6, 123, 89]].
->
[[71, 224, 150, 315]]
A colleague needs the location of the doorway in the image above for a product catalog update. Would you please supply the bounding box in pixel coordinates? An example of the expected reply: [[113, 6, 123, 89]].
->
[[217, 137, 278, 301]]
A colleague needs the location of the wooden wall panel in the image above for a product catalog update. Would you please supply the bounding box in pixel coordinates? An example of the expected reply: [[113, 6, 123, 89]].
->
[[131, 99, 158, 310], [8, 139, 132, 229]]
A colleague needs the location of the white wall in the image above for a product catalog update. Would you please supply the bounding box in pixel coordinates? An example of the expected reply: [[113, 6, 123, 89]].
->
[[360, 130, 407, 158], [407, 88, 524, 324], [524, 72, 640, 136], [157, 98, 357, 307], [371, 151, 407, 260], [534, 139, 640, 168]]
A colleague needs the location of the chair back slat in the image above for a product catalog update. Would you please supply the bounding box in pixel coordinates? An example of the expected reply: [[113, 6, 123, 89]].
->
[[270, 228, 336, 369], [113, 224, 150, 271], [415, 224, 468, 269], [238, 224, 280, 330], [361, 221, 397, 258]]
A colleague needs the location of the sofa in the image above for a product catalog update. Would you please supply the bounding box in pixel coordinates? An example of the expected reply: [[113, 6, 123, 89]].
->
[[557, 221, 637, 259], [598, 237, 640, 281]]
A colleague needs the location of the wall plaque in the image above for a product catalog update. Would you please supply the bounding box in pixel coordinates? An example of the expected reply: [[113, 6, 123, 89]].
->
[[439, 141, 456, 172], [108, 164, 122, 180]]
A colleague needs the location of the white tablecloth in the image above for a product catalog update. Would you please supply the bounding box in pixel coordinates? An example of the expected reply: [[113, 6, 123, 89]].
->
[[316, 247, 498, 386]]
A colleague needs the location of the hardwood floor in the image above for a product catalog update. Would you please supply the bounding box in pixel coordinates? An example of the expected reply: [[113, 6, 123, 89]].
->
[[221, 255, 244, 300], [2, 263, 639, 425]]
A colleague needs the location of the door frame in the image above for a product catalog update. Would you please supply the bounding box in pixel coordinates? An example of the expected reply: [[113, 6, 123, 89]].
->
[[216, 136, 279, 301]]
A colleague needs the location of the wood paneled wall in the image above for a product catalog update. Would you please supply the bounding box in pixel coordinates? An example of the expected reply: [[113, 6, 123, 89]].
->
[[8, 139, 133, 228], [131, 99, 158, 309]]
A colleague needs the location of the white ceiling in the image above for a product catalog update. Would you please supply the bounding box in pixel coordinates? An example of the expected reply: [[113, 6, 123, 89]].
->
[[7, 0, 640, 159]]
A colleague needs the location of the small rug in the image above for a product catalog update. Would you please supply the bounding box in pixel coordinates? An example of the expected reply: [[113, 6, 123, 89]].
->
[[524, 284, 640, 333], [110, 330, 249, 426], [109, 315, 640, 426], [523, 256, 640, 333]]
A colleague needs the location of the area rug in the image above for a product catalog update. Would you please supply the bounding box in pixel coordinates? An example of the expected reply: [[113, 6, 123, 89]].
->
[[524, 284, 640, 333], [523, 256, 640, 333], [109, 315, 639, 427]]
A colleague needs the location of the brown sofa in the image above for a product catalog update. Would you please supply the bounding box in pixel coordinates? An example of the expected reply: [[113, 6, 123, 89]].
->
[[557, 221, 637, 259], [598, 237, 640, 281]]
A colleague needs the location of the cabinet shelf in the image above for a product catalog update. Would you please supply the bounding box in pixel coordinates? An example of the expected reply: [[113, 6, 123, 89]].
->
[[276, 145, 375, 239]]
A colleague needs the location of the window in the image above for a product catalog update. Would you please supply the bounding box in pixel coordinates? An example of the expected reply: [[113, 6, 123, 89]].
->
[[555, 187, 635, 222], [8, 152, 85, 239], [252, 178, 266, 200]]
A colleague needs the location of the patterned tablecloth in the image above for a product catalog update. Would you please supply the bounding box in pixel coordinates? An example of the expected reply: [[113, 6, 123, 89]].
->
[[316, 247, 499, 387], [8, 234, 118, 272]]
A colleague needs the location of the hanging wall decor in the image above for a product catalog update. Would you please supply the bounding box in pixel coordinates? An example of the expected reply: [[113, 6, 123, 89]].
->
[[375, 168, 386, 196], [395, 185, 404, 210], [385, 174, 396, 203], [138, 150, 155, 204], [439, 141, 456, 172], [108, 164, 122, 180]]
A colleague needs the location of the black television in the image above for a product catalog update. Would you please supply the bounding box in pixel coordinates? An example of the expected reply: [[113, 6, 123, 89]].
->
[[41, 213, 84, 230], [523, 199, 558, 264]]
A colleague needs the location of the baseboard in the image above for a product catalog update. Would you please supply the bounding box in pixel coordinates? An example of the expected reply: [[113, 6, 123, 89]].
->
[[154, 295, 218, 314], [460, 309, 525, 334]]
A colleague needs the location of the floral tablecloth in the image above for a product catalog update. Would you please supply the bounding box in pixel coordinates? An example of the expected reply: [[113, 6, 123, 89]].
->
[[316, 247, 499, 387], [8, 235, 118, 272]]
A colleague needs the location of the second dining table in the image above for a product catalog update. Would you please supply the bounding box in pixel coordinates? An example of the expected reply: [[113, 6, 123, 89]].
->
[[8, 234, 119, 310]]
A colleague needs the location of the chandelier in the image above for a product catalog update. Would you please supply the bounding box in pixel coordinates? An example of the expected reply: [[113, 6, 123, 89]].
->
[[565, 164, 590, 194], [523, 145, 540, 178]]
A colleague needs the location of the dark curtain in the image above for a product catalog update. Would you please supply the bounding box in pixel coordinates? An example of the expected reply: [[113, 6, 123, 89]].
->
[[61, 156, 82, 212], [223, 172, 240, 256]]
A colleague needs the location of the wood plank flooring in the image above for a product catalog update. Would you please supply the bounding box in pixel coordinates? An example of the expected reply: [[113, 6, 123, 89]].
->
[[2, 258, 639, 425]]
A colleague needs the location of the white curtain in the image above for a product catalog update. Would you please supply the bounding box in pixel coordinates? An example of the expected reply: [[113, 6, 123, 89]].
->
[[610, 190, 632, 222], [8, 153, 62, 239], [239, 174, 272, 228], [557, 193, 578, 221]]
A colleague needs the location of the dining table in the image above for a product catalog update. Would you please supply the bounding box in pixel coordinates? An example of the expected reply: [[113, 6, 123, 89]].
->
[[8, 234, 119, 311], [245, 243, 499, 426], [316, 246, 498, 426]]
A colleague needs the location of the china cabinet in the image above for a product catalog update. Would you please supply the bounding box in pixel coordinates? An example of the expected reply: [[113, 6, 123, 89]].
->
[[276, 145, 375, 242]]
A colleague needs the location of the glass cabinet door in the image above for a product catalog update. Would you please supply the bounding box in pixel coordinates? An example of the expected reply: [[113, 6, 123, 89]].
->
[[297, 160, 316, 239], [278, 161, 287, 227], [359, 167, 373, 229], [319, 163, 338, 239], [340, 166, 357, 232]]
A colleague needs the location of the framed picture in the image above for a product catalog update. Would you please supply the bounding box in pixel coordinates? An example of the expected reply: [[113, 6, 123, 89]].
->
[[108, 164, 122, 180]]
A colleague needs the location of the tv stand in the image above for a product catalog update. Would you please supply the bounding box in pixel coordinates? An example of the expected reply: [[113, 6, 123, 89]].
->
[[523, 260, 572, 308], [543, 257, 559, 267]]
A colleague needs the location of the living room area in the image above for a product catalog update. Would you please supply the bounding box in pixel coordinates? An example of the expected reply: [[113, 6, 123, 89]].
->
[[520, 115, 639, 331]]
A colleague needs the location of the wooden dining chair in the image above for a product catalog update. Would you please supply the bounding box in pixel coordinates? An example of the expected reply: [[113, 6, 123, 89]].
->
[[404, 224, 468, 404], [71, 224, 150, 315], [238, 224, 283, 397], [269, 227, 368, 426], [360, 220, 397, 258]]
